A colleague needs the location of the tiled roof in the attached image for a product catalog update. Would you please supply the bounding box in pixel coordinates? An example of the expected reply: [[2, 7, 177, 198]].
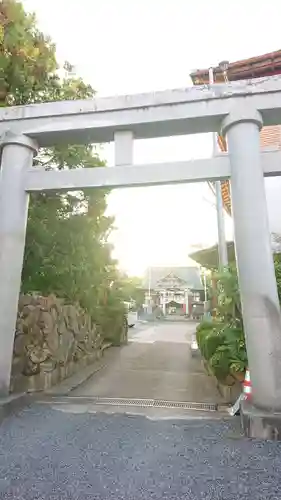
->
[[143, 267, 203, 290], [190, 49, 281, 84]]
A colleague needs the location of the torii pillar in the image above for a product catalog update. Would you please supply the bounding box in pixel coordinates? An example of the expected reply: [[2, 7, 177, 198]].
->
[[0, 132, 38, 395], [222, 108, 281, 413]]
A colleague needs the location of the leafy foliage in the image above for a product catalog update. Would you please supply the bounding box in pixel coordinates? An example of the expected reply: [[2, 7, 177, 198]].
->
[[1, 0, 55, 105], [114, 275, 145, 309], [196, 266, 247, 383], [197, 319, 247, 382], [197, 258, 281, 383], [0, 0, 93, 106], [274, 254, 281, 303], [214, 265, 242, 325]]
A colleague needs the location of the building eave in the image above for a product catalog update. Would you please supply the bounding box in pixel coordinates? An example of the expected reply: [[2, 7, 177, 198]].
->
[[189, 242, 235, 270]]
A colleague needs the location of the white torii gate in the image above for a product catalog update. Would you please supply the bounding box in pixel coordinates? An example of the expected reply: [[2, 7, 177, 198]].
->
[[1, 75, 281, 410]]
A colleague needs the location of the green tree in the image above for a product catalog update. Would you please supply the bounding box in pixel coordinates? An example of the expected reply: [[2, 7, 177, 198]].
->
[[2, 0, 127, 340], [114, 274, 144, 308], [0, 0, 56, 105]]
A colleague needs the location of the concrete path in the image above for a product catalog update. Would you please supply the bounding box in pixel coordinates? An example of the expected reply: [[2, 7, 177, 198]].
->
[[72, 322, 223, 404]]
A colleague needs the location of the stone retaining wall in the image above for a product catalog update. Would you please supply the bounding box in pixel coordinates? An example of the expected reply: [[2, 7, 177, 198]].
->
[[11, 294, 127, 393]]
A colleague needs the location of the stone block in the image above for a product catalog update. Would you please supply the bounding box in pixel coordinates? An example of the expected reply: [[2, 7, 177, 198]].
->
[[241, 399, 281, 440]]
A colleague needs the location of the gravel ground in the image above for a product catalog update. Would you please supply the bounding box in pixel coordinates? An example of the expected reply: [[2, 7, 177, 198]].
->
[[0, 404, 280, 499]]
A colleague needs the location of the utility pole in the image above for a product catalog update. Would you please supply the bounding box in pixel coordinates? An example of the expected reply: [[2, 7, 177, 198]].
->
[[147, 266, 152, 314], [209, 67, 228, 270]]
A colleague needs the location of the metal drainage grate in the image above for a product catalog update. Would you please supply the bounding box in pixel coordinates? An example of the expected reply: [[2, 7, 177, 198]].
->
[[153, 400, 218, 411], [93, 397, 154, 407], [89, 397, 218, 412]]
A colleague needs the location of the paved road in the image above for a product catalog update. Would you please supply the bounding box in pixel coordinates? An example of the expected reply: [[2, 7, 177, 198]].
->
[[72, 321, 223, 404], [0, 406, 280, 499]]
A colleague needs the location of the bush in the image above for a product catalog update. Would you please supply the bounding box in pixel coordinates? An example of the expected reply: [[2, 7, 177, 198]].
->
[[95, 299, 128, 346], [223, 325, 247, 375], [196, 319, 223, 357], [202, 329, 225, 360], [209, 346, 231, 381], [197, 257, 281, 384], [196, 316, 247, 383], [196, 320, 216, 333]]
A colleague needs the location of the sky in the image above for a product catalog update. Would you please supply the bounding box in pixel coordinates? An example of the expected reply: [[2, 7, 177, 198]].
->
[[23, 0, 281, 275]]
